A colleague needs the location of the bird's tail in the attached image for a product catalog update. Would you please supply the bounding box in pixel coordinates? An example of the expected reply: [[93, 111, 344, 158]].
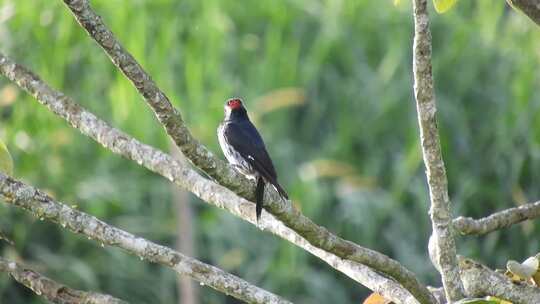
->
[[255, 177, 265, 221], [270, 179, 288, 200]]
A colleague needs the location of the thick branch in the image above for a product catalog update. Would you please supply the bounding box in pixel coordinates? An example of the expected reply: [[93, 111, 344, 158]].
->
[[459, 257, 540, 304], [0, 53, 425, 304], [0, 258, 127, 304], [453, 201, 540, 235], [412, 0, 464, 302], [58, 2, 434, 302], [507, 0, 540, 26], [0, 174, 292, 304]]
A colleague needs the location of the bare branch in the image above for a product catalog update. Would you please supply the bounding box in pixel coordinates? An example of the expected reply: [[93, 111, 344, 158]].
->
[[411, 0, 464, 301], [0, 52, 427, 304], [0, 173, 292, 304], [0, 257, 127, 304], [507, 0, 540, 26], [61, 0, 244, 196], [57, 2, 435, 301], [453, 201, 540, 235], [459, 257, 540, 304]]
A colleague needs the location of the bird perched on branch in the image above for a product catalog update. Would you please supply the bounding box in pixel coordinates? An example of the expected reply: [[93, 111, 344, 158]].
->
[[217, 98, 288, 221]]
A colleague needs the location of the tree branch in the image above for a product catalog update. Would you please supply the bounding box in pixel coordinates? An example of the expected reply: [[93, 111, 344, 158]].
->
[[411, 0, 465, 302], [0, 52, 426, 304], [57, 2, 435, 302], [0, 257, 128, 304], [61, 0, 244, 196], [0, 173, 292, 304], [459, 257, 540, 304], [506, 0, 540, 26], [453, 200, 540, 235]]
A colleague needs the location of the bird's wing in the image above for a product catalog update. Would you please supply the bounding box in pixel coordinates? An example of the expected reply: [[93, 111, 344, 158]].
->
[[223, 121, 278, 180]]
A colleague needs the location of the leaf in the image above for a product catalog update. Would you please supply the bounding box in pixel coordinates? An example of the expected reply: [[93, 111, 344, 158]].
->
[[363, 292, 393, 304], [533, 270, 540, 287], [455, 298, 498, 304], [507, 256, 538, 280], [522, 256, 539, 271], [0, 139, 13, 175], [532, 253, 540, 286], [485, 296, 513, 304], [433, 0, 458, 13], [393, 0, 401, 6]]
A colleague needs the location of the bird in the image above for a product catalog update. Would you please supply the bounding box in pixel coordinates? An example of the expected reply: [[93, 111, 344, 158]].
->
[[217, 98, 288, 221]]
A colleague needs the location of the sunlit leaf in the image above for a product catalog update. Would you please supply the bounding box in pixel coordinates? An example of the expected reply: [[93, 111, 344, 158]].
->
[[455, 298, 498, 304], [507, 256, 538, 280], [533, 270, 540, 287], [485, 296, 513, 304], [0, 139, 13, 175], [363, 292, 393, 304], [433, 0, 458, 13], [255, 87, 306, 115], [0, 85, 18, 106]]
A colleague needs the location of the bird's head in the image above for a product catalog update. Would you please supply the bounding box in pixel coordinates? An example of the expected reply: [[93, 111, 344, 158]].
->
[[224, 98, 247, 119]]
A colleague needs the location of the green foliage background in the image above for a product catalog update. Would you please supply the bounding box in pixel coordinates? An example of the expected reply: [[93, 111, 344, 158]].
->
[[0, 0, 539, 303]]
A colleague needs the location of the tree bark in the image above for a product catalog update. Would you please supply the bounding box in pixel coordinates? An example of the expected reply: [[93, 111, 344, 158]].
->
[[0, 173, 292, 304], [507, 0, 540, 26], [0, 45, 433, 304], [0, 258, 128, 304], [411, 0, 465, 302], [453, 201, 540, 235]]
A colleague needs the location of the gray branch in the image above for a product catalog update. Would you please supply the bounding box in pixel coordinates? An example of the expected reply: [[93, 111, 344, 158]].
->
[[453, 200, 540, 235], [0, 173, 292, 304], [426, 256, 540, 304], [0, 257, 127, 304], [0, 53, 426, 304], [57, 2, 435, 302], [411, 0, 465, 302], [459, 257, 540, 304], [507, 0, 540, 26]]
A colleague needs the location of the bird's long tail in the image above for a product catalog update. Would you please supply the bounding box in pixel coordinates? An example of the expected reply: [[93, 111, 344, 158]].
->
[[255, 176, 265, 221], [271, 181, 289, 200]]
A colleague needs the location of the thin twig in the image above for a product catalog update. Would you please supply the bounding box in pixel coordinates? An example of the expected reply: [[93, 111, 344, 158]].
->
[[0, 52, 423, 304], [0, 173, 292, 304], [0, 257, 128, 304], [453, 201, 540, 235], [411, 0, 464, 301], [58, 2, 435, 302], [459, 257, 540, 304]]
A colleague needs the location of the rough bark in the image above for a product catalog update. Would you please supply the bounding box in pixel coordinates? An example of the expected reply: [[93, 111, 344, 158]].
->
[[459, 257, 540, 304], [507, 0, 540, 26], [411, 0, 464, 302], [0, 258, 127, 304], [0, 173, 292, 304], [453, 201, 540, 235], [0, 51, 433, 304]]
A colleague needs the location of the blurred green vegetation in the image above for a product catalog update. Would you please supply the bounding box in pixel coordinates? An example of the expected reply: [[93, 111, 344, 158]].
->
[[0, 0, 539, 303]]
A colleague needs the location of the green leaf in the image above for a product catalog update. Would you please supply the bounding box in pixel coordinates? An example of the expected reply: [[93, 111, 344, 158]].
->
[[0, 140, 13, 175], [433, 0, 458, 13], [455, 298, 498, 304]]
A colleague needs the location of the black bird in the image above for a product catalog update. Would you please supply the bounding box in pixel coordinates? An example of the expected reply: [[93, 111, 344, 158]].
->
[[217, 98, 288, 220]]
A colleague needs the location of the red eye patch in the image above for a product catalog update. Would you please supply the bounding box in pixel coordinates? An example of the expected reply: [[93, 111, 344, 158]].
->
[[226, 98, 242, 109]]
